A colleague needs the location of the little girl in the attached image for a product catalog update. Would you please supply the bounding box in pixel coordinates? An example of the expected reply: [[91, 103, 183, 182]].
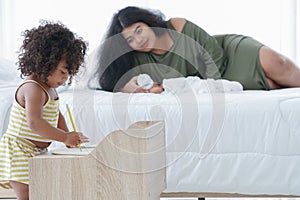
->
[[0, 21, 89, 200]]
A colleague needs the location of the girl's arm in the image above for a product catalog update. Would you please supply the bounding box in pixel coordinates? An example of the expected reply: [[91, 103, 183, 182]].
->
[[58, 110, 78, 148], [57, 111, 69, 132], [22, 83, 88, 146]]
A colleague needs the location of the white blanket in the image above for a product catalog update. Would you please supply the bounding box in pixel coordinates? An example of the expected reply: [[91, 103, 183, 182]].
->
[[163, 76, 243, 94]]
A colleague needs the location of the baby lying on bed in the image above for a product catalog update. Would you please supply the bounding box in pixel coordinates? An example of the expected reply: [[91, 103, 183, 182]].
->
[[137, 74, 243, 94]]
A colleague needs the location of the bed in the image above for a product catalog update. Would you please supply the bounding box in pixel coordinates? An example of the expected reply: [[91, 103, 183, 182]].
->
[[1, 58, 300, 198]]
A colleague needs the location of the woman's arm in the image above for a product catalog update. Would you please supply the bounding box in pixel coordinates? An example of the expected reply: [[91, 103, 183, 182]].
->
[[170, 18, 186, 33], [120, 76, 149, 93], [173, 18, 225, 79]]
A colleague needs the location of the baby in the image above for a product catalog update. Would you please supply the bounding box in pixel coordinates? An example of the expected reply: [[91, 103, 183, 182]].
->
[[137, 74, 243, 94], [137, 74, 164, 94]]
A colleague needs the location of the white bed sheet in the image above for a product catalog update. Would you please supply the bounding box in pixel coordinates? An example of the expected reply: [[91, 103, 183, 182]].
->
[[1, 82, 300, 195]]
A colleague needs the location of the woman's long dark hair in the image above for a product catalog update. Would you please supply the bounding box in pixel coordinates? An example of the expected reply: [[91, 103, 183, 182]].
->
[[92, 6, 168, 92]]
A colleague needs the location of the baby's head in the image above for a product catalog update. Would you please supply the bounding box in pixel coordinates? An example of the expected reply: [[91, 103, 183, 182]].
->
[[18, 20, 87, 85]]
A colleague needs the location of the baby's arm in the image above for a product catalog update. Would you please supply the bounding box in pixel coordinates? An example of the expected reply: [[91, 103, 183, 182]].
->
[[149, 83, 164, 94]]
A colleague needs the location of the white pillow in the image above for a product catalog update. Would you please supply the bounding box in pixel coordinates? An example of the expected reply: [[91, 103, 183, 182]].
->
[[0, 58, 22, 87]]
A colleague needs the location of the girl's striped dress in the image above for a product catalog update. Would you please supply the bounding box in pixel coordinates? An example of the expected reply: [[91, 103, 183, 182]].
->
[[0, 80, 59, 189]]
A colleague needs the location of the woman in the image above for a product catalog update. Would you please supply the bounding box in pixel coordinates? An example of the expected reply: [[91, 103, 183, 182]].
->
[[94, 6, 300, 93]]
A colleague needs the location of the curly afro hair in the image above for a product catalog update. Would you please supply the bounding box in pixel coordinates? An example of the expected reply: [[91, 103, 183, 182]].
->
[[18, 20, 87, 85]]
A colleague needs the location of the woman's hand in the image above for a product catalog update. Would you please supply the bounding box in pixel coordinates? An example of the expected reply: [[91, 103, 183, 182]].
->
[[120, 76, 149, 93]]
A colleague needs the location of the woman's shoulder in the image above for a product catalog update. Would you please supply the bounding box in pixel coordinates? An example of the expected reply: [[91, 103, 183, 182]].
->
[[170, 18, 209, 37], [169, 18, 187, 33]]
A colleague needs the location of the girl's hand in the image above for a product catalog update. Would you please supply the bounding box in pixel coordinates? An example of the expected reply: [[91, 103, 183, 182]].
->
[[64, 132, 89, 148], [120, 76, 149, 93]]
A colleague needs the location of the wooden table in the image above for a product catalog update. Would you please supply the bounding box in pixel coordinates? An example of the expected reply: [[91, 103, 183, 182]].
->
[[29, 121, 166, 200], [0, 188, 16, 199]]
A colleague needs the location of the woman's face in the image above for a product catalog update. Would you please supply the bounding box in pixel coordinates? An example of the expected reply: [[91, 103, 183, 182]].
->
[[121, 22, 156, 52]]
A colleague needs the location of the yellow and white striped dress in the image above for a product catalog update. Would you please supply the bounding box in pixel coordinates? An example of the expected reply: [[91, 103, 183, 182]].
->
[[0, 80, 59, 189]]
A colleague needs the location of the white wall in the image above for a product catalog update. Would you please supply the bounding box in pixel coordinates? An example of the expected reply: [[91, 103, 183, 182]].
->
[[0, 0, 298, 64]]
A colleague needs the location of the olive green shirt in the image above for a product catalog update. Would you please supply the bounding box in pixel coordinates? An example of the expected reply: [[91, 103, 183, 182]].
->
[[132, 19, 270, 90]]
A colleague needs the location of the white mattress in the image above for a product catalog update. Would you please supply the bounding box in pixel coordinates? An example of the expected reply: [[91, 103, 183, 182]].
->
[[1, 81, 300, 195]]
